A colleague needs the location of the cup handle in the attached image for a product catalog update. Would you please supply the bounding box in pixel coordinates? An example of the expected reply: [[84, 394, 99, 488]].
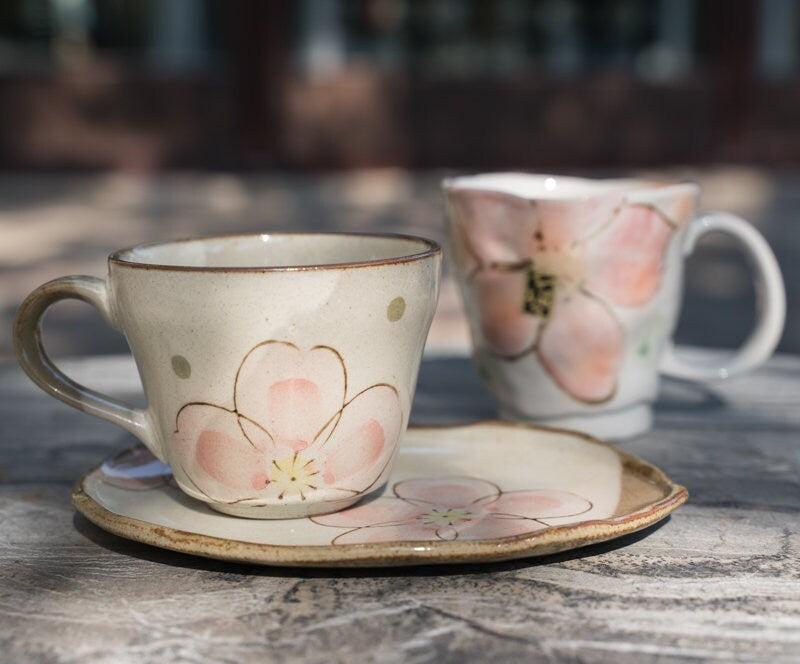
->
[[660, 212, 786, 381], [13, 275, 162, 460]]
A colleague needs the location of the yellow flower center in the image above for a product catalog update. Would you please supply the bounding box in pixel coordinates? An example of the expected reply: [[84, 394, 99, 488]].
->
[[420, 508, 473, 527], [270, 453, 319, 501]]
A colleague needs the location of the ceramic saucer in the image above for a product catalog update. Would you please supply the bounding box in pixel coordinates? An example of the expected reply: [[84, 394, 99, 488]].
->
[[72, 421, 687, 567]]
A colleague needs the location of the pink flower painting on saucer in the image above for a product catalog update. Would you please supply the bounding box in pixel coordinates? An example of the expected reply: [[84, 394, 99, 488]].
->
[[448, 189, 694, 403], [98, 446, 172, 490], [312, 476, 592, 544], [173, 340, 402, 505]]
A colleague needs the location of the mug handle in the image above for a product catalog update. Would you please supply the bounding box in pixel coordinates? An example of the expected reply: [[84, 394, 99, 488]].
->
[[660, 212, 786, 381], [13, 275, 162, 460]]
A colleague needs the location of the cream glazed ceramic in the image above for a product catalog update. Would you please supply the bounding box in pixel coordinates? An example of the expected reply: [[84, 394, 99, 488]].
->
[[14, 233, 441, 518], [72, 422, 688, 567], [444, 173, 786, 438]]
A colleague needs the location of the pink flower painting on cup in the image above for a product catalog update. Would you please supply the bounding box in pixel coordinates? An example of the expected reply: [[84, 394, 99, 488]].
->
[[448, 188, 694, 403], [312, 476, 592, 544], [173, 340, 402, 505]]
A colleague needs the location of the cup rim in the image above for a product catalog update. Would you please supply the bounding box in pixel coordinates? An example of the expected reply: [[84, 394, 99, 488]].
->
[[442, 172, 700, 201], [109, 231, 441, 272]]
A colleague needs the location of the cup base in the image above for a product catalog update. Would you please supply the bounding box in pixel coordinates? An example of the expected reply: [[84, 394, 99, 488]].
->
[[498, 403, 653, 440], [207, 493, 368, 520]]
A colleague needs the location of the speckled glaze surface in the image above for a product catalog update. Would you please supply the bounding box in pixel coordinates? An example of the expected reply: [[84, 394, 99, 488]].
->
[[15, 233, 441, 518], [72, 421, 687, 567], [444, 174, 785, 438]]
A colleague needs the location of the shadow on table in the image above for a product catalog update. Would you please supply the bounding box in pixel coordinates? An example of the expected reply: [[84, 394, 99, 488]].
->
[[72, 512, 669, 579]]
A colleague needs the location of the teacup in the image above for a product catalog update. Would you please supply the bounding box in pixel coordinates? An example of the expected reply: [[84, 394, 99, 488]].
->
[[444, 173, 785, 438], [14, 232, 441, 518]]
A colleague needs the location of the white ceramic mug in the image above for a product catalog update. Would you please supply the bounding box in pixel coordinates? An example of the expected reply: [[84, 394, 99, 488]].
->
[[14, 233, 441, 518], [444, 173, 785, 438]]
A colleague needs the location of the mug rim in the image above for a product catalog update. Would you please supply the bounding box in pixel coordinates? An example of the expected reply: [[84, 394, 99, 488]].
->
[[109, 231, 441, 272], [442, 172, 700, 201]]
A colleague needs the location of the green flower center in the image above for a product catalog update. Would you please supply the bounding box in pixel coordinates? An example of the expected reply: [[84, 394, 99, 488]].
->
[[523, 266, 556, 319], [420, 507, 473, 526]]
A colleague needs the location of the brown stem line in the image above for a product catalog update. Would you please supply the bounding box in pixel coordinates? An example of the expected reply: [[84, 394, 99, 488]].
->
[[179, 461, 267, 505], [352, 440, 401, 494], [529, 287, 621, 405], [495, 319, 546, 362], [466, 481, 503, 505], [465, 264, 483, 281], [236, 413, 275, 447], [466, 259, 533, 282], [232, 339, 298, 416], [331, 528, 362, 545], [328, 486, 360, 496], [568, 204, 623, 249], [462, 233, 486, 268], [173, 399, 275, 451], [310, 344, 349, 446], [489, 496, 594, 522], [314, 413, 344, 448], [313, 508, 416, 530], [235, 413, 260, 450], [315, 382, 401, 449], [486, 259, 533, 272], [173, 401, 236, 433], [176, 462, 215, 502], [630, 201, 679, 229]]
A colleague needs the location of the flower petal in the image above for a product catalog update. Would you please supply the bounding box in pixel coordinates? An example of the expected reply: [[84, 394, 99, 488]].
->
[[394, 477, 500, 508], [470, 267, 542, 357], [584, 205, 673, 307], [173, 403, 271, 502], [458, 516, 548, 541], [234, 341, 346, 446], [629, 186, 696, 228], [485, 489, 592, 520], [330, 522, 441, 545], [537, 292, 623, 403], [661, 191, 695, 228], [311, 496, 424, 528], [446, 188, 537, 264], [436, 526, 460, 541], [317, 384, 402, 491], [537, 194, 622, 250]]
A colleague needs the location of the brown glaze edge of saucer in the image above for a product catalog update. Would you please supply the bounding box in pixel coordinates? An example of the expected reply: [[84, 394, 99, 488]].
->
[[70, 421, 689, 568]]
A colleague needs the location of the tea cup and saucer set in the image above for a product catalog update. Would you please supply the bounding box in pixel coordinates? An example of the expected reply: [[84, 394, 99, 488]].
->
[[13, 175, 785, 567]]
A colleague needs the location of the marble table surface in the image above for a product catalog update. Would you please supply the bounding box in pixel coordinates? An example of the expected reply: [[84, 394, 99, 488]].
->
[[1, 351, 799, 663]]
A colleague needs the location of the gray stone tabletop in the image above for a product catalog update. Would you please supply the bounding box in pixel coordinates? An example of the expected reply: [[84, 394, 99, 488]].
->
[[1, 351, 799, 663]]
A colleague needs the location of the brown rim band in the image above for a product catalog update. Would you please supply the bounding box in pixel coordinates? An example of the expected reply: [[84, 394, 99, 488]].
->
[[109, 231, 441, 272]]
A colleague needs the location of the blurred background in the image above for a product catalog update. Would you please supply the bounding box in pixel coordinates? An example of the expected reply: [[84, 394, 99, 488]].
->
[[0, 0, 798, 361]]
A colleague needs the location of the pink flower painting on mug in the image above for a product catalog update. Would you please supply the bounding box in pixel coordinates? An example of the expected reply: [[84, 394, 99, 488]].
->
[[448, 188, 694, 403], [173, 340, 402, 505], [312, 477, 592, 544]]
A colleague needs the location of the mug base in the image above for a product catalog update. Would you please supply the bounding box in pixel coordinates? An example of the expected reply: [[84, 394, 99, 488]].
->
[[207, 493, 368, 520], [498, 403, 653, 440]]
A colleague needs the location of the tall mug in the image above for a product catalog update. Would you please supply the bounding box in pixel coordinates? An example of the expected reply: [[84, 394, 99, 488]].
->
[[445, 173, 785, 438], [15, 232, 441, 518]]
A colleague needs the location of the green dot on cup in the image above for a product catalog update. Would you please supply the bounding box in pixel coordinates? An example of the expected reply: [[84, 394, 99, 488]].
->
[[387, 297, 406, 322], [171, 355, 191, 379]]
